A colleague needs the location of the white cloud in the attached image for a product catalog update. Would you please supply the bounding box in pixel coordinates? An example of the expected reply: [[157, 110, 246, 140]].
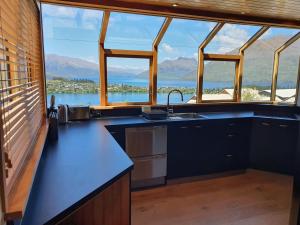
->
[[261, 29, 272, 39], [43, 5, 77, 18], [213, 24, 250, 53], [85, 56, 98, 64], [79, 9, 101, 30], [161, 43, 175, 53], [207, 22, 217, 31], [193, 52, 198, 59]]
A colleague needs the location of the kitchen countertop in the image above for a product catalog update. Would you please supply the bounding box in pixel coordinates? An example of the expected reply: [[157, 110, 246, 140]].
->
[[21, 110, 300, 225], [21, 120, 134, 225]]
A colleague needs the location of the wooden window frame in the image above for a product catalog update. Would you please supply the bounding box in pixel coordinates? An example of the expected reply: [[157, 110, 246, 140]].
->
[[271, 32, 300, 103], [201, 55, 240, 103], [99, 11, 172, 106], [98, 8, 300, 106], [104, 52, 154, 106]]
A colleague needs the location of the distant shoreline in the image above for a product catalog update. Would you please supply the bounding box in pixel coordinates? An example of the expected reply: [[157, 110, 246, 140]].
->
[[46, 78, 276, 95]]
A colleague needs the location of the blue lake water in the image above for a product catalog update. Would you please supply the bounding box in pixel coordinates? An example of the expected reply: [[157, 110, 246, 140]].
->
[[47, 92, 195, 106], [47, 79, 295, 106]]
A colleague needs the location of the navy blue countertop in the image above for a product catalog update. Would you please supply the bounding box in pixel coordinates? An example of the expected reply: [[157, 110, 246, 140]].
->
[[21, 120, 134, 225], [21, 111, 300, 225]]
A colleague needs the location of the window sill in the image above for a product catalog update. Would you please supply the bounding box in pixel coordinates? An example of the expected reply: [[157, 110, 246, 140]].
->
[[4, 120, 49, 220]]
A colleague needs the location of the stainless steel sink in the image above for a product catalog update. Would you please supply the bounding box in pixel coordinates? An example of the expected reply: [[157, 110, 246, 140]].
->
[[168, 113, 207, 120]]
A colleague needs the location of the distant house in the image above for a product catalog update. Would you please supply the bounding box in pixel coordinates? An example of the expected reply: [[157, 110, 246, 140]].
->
[[260, 89, 296, 102]]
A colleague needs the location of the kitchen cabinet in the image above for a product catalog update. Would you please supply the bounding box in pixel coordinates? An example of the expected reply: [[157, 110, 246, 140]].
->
[[250, 118, 298, 174], [167, 119, 251, 179]]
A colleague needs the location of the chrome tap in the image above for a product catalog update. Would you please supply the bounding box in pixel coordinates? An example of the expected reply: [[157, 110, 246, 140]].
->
[[167, 89, 184, 114]]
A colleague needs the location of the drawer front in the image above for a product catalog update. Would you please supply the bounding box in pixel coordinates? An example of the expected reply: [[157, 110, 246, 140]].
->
[[126, 126, 167, 157], [131, 155, 167, 181]]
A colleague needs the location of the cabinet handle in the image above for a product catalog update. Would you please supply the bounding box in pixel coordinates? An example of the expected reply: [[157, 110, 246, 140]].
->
[[261, 122, 270, 126], [228, 123, 236, 127], [226, 154, 233, 158], [195, 125, 203, 129], [227, 134, 235, 138], [180, 126, 188, 129], [279, 124, 288, 128], [110, 131, 118, 134]]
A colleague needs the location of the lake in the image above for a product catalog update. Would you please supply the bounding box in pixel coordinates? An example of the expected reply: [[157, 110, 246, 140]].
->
[[46, 79, 295, 106], [47, 92, 195, 106]]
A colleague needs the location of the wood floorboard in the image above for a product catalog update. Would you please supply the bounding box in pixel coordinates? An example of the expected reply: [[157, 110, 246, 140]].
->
[[131, 170, 293, 225]]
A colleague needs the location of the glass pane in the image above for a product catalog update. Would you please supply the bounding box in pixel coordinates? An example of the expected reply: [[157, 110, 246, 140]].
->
[[107, 58, 149, 103], [276, 39, 300, 104], [157, 19, 216, 104], [205, 23, 261, 54], [241, 27, 299, 102], [105, 12, 164, 50], [42, 4, 102, 106], [202, 61, 236, 101]]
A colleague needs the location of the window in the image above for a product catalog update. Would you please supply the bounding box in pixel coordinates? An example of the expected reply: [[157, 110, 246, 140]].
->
[[205, 23, 261, 54], [202, 61, 237, 101], [42, 4, 103, 106], [157, 19, 216, 104], [276, 39, 300, 104], [241, 27, 299, 102], [105, 12, 164, 51], [107, 57, 151, 104]]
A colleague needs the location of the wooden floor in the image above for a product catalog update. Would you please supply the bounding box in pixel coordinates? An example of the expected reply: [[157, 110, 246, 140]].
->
[[132, 170, 293, 225]]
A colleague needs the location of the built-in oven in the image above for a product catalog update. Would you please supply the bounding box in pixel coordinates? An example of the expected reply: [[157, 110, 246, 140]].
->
[[125, 126, 167, 188]]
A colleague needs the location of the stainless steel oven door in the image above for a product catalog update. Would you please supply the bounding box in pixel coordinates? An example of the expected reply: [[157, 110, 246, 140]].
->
[[131, 154, 167, 181], [125, 126, 167, 157]]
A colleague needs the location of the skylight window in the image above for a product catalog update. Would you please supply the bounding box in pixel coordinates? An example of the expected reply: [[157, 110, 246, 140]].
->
[[241, 27, 300, 102], [205, 23, 261, 54], [105, 12, 165, 50], [157, 19, 216, 104]]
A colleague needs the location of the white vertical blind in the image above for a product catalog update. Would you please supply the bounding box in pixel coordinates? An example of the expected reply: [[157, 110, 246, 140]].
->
[[0, 0, 45, 192]]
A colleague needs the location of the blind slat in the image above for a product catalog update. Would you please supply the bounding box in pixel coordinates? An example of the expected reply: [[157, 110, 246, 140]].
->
[[0, 0, 44, 194]]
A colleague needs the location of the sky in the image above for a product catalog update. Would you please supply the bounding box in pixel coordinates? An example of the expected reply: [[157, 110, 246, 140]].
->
[[42, 4, 299, 71]]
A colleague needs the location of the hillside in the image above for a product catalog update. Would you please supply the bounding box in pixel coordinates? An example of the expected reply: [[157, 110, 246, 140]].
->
[[187, 36, 300, 84], [45, 54, 143, 81], [45, 35, 300, 84]]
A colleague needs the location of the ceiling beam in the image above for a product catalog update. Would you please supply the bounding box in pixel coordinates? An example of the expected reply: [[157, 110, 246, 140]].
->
[[239, 26, 270, 53], [99, 10, 110, 44], [40, 0, 300, 28], [199, 22, 224, 50], [153, 17, 172, 48]]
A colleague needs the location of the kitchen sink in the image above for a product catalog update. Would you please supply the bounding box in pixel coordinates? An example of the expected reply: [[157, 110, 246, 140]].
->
[[168, 113, 207, 120]]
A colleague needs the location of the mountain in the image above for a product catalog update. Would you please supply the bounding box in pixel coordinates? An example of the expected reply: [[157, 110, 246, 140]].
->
[[185, 36, 300, 84], [140, 57, 198, 80], [140, 35, 299, 84], [45, 54, 143, 81], [45, 35, 300, 84]]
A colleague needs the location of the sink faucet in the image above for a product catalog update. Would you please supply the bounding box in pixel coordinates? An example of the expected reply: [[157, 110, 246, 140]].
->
[[167, 89, 184, 114]]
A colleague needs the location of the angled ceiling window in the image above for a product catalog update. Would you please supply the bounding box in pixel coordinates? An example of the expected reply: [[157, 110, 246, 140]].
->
[[205, 23, 261, 54], [105, 12, 164, 50], [157, 19, 216, 104], [276, 38, 300, 104], [241, 27, 300, 102], [42, 4, 103, 106]]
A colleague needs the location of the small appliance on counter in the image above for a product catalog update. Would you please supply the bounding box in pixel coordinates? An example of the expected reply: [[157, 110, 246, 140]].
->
[[142, 107, 168, 120], [68, 105, 90, 121], [58, 105, 90, 123], [58, 104, 68, 124]]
